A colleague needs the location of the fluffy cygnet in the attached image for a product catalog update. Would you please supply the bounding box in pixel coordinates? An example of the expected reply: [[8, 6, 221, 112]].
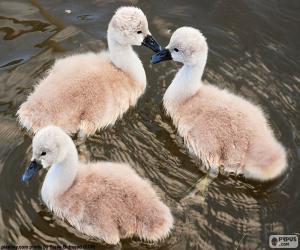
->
[[151, 27, 287, 181], [21, 126, 173, 244], [17, 7, 161, 135]]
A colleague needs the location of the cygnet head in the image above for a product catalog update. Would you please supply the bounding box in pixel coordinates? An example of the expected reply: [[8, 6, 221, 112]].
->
[[108, 6, 161, 52], [151, 27, 208, 65], [21, 126, 77, 182]]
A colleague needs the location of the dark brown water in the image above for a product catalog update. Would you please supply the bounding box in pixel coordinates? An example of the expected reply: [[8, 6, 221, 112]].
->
[[0, 0, 299, 249]]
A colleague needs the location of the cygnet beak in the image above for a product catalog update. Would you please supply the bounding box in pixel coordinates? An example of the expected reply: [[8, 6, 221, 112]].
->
[[21, 160, 42, 182], [142, 35, 161, 53], [151, 48, 172, 64]]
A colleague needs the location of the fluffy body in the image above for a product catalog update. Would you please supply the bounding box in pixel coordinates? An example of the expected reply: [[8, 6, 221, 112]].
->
[[165, 84, 287, 181], [162, 27, 287, 181], [31, 126, 173, 244], [17, 7, 150, 135], [18, 52, 144, 135]]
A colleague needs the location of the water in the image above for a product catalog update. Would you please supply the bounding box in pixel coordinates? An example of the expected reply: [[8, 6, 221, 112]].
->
[[0, 0, 299, 249]]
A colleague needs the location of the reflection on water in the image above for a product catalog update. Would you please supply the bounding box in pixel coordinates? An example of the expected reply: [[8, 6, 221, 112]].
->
[[0, 0, 299, 249]]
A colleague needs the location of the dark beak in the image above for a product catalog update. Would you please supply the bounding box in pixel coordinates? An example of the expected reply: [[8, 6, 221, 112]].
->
[[21, 160, 42, 182], [151, 48, 172, 64], [142, 35, 161, 53]]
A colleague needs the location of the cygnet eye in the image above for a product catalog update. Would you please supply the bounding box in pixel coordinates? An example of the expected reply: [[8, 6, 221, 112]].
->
[[174, 48, 179, 52], [137, 31, 142, 34], [41, 151, 46, 156]]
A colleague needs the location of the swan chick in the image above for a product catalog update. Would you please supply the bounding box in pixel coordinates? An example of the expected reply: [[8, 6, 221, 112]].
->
[[151, 27, 287, 181], [21, 126, 173, 244], [17, 7, 161, 135]]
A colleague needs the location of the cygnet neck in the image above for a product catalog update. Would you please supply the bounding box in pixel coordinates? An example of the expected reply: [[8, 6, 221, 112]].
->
[[41, 141, 79, 204], [164, 54, 207, 105], [107, 26, 146, 86]]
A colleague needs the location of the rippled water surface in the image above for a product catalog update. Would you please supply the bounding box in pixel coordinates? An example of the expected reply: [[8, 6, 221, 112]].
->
[[0, 0, 299, 249]]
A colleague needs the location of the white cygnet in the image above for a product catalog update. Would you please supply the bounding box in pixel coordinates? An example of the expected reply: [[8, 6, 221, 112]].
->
[[22, 125, 173, 244], [17, 7, 161, 135], [151, 27, 287, 181]]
